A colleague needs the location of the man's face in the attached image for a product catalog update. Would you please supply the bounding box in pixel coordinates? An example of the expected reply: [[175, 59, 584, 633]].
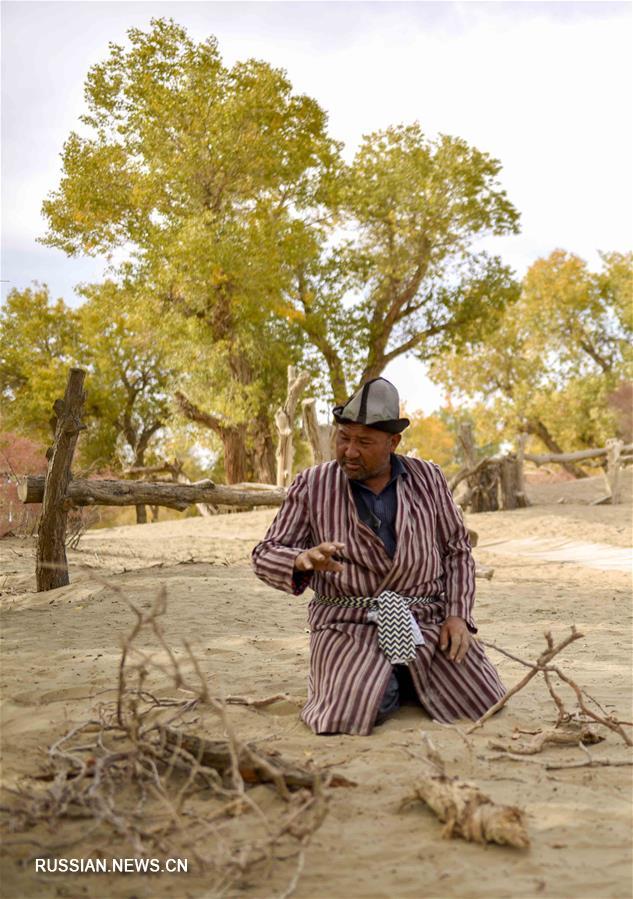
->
[[335, 423, 400, 481]]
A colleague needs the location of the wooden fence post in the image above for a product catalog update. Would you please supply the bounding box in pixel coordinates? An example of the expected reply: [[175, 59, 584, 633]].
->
[[605, 438, 624, 504], [516, 432, 530, 506], [35, 367, 86, 591]]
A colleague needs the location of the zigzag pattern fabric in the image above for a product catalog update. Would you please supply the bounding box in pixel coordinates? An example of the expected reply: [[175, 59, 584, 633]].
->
[[314, 591, 436, 664], [376, 590, 420, 664]]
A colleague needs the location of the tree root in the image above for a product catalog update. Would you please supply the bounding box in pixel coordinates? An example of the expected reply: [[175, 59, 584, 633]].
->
[[404, 734, 529, 849], [410, 775, 529, 848]]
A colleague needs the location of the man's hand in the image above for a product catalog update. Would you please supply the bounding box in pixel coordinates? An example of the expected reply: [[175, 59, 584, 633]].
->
[[294, 542, 346, 574], [439, 616, 471, 664]]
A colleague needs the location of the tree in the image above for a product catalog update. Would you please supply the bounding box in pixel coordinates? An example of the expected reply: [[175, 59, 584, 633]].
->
[[0, 282, 177, 519], [398, 409, 456, 470], [78, 280, 177, 520], [521, 249, 632, 379], [169, 308, 314, 483], [426, 250, 633, 472], [41, 20, 524, 479], [0, 285, 80, 441], [41, 18, 340, 481], [282, 123, 521, 401]]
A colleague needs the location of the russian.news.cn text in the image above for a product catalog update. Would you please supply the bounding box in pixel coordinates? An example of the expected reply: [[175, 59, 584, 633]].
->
[[35, 858, 188, 874]]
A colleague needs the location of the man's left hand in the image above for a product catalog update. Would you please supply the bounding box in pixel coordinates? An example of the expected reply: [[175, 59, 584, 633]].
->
[[439, 616, 471, 664]]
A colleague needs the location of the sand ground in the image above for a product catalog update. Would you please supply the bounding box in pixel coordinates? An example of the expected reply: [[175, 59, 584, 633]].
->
[[0, 472, 632, 899]]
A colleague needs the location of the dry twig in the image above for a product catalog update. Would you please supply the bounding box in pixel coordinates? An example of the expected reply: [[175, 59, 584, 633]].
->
[[467, 627, 583, 733], [468, 628, 632, 747], [0, 586, 342, 896], [224, 693, 304, 709], [489, 724, 604, 756]]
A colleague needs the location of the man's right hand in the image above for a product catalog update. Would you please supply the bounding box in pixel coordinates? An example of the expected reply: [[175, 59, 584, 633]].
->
[[294, 542, 346, 574]]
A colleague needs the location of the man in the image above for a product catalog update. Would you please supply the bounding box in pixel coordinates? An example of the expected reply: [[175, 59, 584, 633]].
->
[[251, 377, 505, 736]]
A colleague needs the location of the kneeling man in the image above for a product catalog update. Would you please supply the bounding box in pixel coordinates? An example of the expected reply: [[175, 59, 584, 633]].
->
[[251, 378, 505, 735]]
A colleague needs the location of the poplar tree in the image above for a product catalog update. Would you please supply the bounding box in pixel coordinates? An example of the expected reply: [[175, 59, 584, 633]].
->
[[41, 18, 339, 481]]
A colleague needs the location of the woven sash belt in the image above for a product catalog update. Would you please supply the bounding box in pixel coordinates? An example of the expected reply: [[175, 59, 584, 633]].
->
[[313, 590, 442, 665]]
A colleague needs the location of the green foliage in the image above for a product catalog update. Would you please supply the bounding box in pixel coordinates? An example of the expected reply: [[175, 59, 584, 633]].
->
[[77, 280, 177, 469], [30, 19, 628, 479], [428, 250, 633, 452], [41, 19, 520, 428], [0, 282, 177, 472], [283, 122, 521, 399], [41, 19, 342, 471], [40, 21, 338, 336], [0, 285, 80, 440], [521, 249, 632, 383], [398, 409, 456, 470]]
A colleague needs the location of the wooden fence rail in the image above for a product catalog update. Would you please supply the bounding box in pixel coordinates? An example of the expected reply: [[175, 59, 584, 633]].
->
[[20, 476, 287, 510], [23, 368, 629, 592]]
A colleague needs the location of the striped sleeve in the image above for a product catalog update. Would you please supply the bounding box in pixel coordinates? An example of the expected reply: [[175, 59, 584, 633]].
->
[[430, 462, 477, 631], [251, 470, 314, 595]]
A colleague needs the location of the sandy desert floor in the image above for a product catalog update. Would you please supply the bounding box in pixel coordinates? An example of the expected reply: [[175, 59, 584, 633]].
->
[[0, 471, 631, 899]]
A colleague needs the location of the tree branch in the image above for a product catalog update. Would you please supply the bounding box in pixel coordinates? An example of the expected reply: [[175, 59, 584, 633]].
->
[[174, 390, 225, 435]]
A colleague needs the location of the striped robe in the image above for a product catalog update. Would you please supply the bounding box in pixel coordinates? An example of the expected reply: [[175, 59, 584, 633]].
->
[[251, 455, 505, 735]]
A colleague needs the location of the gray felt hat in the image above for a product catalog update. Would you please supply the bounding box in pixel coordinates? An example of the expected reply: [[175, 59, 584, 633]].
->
[[332, 377, 410, 434]]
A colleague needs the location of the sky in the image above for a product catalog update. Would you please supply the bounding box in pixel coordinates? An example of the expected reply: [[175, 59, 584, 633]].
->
[[1, 0, 632, 415]]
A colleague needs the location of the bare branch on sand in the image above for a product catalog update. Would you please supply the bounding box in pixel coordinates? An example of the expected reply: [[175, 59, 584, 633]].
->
[[0, 587, 350, 896], [467, 628, 632, 747]]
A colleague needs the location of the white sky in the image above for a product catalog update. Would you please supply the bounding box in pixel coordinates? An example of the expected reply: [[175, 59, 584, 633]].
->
[[1, 0, 631, 415]]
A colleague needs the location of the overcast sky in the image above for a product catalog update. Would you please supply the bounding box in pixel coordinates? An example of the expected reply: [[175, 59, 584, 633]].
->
[[1, 0, 631, 414]]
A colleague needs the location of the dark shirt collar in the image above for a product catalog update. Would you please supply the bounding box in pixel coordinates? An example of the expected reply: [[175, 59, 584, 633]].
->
[[351, 453, 407, 494], [390, 452, 407, 480]]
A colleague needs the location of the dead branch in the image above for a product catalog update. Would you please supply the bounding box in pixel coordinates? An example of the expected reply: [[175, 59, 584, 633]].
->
[[224, 693, 304, 709], [467, 627, 584, 733], [473, 630, 632, 747], [545, 665, 632, 746], [0, 585, 339, 895], [487, 750, 633, 771], [489, 725, 604, 755]]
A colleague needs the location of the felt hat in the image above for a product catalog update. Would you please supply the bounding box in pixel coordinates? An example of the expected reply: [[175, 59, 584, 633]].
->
[[332, 377, 410, 434]]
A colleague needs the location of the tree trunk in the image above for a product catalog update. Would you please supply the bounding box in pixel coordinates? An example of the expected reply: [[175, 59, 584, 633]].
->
[[174, 390, 250, 484], [525, 419, 588, 478], [251, 416, 276, 484], [222, 425, 249, 483], [133, 449, 147, 524], [524, 444, 633, 465], [468, 461, 500, 513], [275, 367, 310, 487], [302, 398, 335, 464], [125, 459, 218, 516], [499, 455, 529, 510], [458, 422, 478, 469], [515, 432, 530, 507]]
